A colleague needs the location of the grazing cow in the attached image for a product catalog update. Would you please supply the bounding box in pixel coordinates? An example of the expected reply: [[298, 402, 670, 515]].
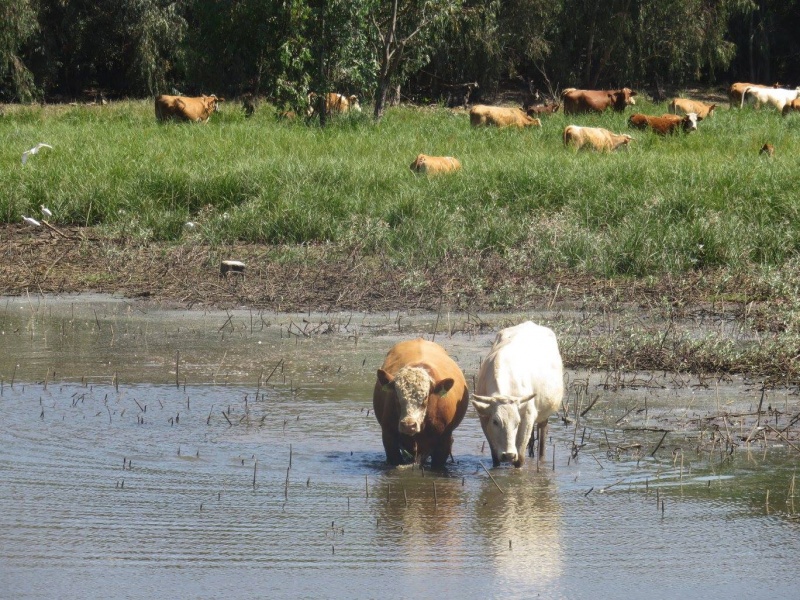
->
[[760, 143, 775, 157], [373, 339, 470, 468], [472, 322, 564, 467], [154, 94, 223, 123], [308, 92, 362, 116], [525, 102, 560, 116], [469, 105, 542, 128], [409, 154, 461, 175], [781, 98, 800, 116], [628, 112, 699, 135], [669, 98, 716, 119], [563, 125, 633, 152], [740, 86, 800, 112], [561, 88, 637, 114]]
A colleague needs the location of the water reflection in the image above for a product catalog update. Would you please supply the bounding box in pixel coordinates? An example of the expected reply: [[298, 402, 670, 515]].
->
[[475, 470, 563, 586]]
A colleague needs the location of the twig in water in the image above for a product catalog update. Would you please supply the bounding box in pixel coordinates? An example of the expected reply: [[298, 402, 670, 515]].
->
[[479, 461, 504, 494]]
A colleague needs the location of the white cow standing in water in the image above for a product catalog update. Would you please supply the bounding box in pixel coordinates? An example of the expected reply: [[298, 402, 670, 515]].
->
[[472, 321, 564, 467]]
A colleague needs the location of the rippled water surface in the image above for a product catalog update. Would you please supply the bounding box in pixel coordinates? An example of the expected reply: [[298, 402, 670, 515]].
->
[[1, 296, 798, 599]]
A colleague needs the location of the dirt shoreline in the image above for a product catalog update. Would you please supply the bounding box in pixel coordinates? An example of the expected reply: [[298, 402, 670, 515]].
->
[[0, 223, 767, 314]]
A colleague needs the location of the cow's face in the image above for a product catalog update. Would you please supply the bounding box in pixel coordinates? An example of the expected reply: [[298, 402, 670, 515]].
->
[[348, 96, 362, 112], [682, 113, 698, 131], [410, 154, 426, 172], [472, 395, 536, 465], [378, 366, 454, 435], [202, 95, 222, 113]]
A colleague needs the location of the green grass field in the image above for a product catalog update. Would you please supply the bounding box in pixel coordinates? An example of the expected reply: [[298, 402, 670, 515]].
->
[[3, 98, 799, 278]]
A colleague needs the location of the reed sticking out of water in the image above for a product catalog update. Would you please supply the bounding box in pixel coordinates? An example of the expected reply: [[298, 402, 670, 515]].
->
[[433, 481, 437, 507], [222, 410, 233, 426], [480, 461, 505, 494], [207, 404, 213, 425], [11, 364, 17, 388], [93, 309, 101, 331], [253, 459, 257, 489], [552, 444, 556, 471], [289, 444, 293, 469], [175, 350, 180, 388], [403, 486, 408, 506], [285, 467, 290, 499], [365, 475, 369, 499], [650, 431, 668, 457], [661, 500, 665, 517]]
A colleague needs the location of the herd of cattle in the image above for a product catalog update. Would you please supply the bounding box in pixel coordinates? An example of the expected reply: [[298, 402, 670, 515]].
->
[[153, 81, 799, 172], [373, 321, 564, 469]]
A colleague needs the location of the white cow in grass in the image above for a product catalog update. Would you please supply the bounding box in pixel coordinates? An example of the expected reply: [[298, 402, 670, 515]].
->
[[741, 86, 800, 112], [472, 321, 564, 467]]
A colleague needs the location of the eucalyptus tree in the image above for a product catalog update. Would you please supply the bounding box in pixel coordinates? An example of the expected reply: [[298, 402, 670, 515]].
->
[[0, 0, 38, 100]]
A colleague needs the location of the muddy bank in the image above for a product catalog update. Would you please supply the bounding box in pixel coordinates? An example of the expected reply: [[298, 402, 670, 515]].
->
[[2, 224, 798, 383]]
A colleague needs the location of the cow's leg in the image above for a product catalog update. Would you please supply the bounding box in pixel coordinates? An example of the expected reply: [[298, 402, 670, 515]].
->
[[537, 421, 548, 461], [382, 428, 403, 465], [430, 435, 453, 469]]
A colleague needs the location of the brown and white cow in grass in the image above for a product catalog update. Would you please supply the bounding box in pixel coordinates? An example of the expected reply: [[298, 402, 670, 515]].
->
[[472, 321, 564, 467], [155, 94, 223, 123], [308, 92, 362, 116], [628, 113, 699, 135], [728, 82, 781, 108], [669, 98, 716, 119], [469, 105, 541, 128], [409, 154, 461, 175], [563, 125, 633, 152], [373, 339, 470, 468]]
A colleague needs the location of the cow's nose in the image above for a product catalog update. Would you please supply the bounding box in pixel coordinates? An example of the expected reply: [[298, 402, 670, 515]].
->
[[500, 452, 517, 463], [400, 420, 419, 434]]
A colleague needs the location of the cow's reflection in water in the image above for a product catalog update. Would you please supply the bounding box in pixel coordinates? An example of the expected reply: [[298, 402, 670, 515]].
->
[[366, 466, 562, 584]]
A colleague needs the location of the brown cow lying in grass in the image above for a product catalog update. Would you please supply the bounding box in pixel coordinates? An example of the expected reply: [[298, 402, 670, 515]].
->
[[563, 126, 633, 152], [155, 94, 223, 123], [561, 88, 637, 114], [469, 105, 541, 128], [628, 113, 699, 135], [409, 154, 461, 175], [669, 98, 716, 119], [525, 102, 560, 116]]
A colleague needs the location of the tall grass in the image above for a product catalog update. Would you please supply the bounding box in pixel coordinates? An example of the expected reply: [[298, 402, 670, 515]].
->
[[2, 98, 799, 278]]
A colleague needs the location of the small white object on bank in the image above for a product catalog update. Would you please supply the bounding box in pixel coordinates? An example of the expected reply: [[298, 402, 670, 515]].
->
[[220, 260, 246, 277], [41, 205, 53, 218], [22, 216, 42, 227]]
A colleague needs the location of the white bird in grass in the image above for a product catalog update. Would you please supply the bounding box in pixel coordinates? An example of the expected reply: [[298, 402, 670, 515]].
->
[[21, 143, 53, 165], [22, 216, 42, 227], [41, 205, 53, 218]]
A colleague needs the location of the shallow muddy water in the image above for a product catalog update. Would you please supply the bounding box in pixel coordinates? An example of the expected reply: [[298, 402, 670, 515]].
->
[[1, 295, 798, 599]]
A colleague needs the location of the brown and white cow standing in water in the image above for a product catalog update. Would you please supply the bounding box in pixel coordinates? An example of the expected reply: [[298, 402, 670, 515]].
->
[[469, 105, 541, 128], [373, 339, 470, 468], [472, 322, 564, 467], [409, 154, 461, 175], [155, 94, 223, 123], [563, 125, 633, 152], [628, 113, 699, 135], [561, 88, 637, 114], [669, 98, 716, 119]]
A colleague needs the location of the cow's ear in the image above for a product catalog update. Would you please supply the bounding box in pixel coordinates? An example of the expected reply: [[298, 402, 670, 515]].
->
[[433, 378, 455, 396], [377, 369, 394, 390], [472, 396, 492, 416]]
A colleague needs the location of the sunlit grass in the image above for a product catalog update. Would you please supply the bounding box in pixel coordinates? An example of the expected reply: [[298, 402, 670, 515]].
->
[[2, 99, 799, 278]]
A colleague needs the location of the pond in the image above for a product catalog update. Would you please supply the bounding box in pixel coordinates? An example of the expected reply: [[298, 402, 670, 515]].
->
[[1, 295, 798, 599]]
